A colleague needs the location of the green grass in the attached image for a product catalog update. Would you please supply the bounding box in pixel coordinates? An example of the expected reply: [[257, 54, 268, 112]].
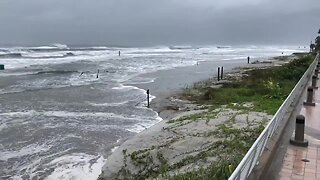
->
[[182, 54, 314, 115]]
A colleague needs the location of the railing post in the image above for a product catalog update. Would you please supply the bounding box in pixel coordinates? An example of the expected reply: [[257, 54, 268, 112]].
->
[[247, 149, 257, 178]]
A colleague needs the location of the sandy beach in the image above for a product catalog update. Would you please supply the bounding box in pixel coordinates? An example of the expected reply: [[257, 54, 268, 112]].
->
[[99, 55, 295, 179]]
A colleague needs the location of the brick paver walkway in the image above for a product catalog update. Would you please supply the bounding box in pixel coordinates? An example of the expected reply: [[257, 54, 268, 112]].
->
[[276, 77, 320, 180], [278, 145, 320, 179]]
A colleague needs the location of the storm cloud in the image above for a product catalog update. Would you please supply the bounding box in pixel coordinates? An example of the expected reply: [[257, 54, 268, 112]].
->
[[0, 0, 319, 46]]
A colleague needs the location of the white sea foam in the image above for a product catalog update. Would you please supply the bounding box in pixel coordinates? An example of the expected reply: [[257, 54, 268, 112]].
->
[[88, 101, 129, 107], [111, 84, 144, 91], [0, 110, 39, 117], [0, 143, 51, 161], [46, 154, 105, 180], [29, 44, 69, 50], [0, 110, 143, 121], [0, 71, 35, 77], [1, 51, 111, 69], [22, 52, 67, 58], [111, 146, 119, 153], [126, 124, 149, 133], [126, 115, 162, 133]]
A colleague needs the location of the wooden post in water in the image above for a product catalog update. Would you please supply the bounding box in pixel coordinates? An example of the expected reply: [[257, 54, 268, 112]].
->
[[218, 67, 220, 81], [221, 66, 224, 80], [147, 89, 150, 108], [96, 69, 99, 78]]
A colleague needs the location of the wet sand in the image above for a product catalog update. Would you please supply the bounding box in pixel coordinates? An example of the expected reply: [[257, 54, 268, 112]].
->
[[128, 57, 281, 117]]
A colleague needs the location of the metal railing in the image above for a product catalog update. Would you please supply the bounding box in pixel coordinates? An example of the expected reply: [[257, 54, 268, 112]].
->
[[229, 53, 319, 180]]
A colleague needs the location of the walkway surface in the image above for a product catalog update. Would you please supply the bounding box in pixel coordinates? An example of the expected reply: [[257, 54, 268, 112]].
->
[[275, 79, 320, 180]]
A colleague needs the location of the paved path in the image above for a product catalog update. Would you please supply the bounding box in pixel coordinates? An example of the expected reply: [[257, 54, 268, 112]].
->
[[275, 79, 320, 180]]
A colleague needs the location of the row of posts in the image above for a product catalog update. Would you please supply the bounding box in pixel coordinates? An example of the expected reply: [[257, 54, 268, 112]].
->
[[99, 54, 250, 108], [144, 56, 252, 108], [145, 66, 224, 108], [145, 56, 250, 107], [217, 56, 250, 81], [290, 55, 320, 147]]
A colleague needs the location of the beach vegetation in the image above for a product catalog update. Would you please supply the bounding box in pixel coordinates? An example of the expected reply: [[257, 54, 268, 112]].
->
[[273, 56, 289, 61], [116, 118, 266, 180], [182, 54, 314, 115]]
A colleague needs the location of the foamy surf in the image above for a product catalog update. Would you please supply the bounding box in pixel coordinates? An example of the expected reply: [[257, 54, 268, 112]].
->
[[0, 143, 51, 161], [46, 154, 105, 180], [126, 115, 163, 133], [0, 110, 148, 121]]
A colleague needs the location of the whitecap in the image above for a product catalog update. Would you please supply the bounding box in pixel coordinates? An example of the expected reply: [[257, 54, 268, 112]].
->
[[0, 143, 51, 161], [46, 154, 105, 180]]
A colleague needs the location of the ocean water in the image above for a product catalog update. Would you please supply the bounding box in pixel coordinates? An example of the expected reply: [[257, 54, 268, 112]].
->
[[0, 44, 306, 179]]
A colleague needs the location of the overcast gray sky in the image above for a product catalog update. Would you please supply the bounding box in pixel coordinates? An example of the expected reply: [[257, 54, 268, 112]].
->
[[0, 0, 319, 46]]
